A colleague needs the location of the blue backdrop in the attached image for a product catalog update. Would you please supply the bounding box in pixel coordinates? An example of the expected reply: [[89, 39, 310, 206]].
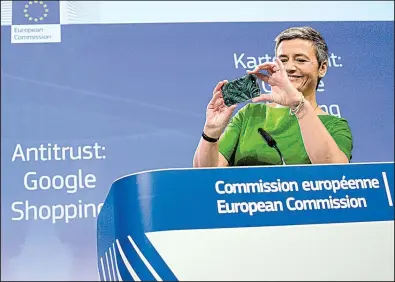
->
[[1, 21, 394, 280]]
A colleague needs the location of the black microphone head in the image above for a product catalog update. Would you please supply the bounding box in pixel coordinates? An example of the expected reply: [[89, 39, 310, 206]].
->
[[258, 128, 276, 147]]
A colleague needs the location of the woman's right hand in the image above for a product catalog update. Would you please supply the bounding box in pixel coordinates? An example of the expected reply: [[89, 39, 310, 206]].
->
[[203, 80, 238, 139]]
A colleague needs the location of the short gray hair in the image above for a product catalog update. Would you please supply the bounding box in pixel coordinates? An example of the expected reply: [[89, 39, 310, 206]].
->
[[274, 26, 329, 66]]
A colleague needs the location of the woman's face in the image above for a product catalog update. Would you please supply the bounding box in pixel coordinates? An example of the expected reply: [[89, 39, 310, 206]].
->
[[276, 39, 327, 95]]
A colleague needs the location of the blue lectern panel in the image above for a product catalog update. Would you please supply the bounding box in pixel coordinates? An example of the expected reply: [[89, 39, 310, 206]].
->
[[97, 163, 394, 281]]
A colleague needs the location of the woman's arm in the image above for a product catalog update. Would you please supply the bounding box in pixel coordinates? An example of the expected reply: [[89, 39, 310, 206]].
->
[[295, 100, 349, 164], [193, 131, 229, 168], [193, 80, 237, 168]]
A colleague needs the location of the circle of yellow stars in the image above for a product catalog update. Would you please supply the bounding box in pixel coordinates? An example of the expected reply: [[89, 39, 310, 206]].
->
[[23, 1, 49, 22]]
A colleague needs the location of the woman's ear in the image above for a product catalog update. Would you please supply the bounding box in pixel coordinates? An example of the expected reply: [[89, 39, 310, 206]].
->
[[318, 60, 328, 78]]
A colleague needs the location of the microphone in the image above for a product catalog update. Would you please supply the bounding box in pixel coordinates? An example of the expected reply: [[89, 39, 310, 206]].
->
[[257, 128, 286, 165]]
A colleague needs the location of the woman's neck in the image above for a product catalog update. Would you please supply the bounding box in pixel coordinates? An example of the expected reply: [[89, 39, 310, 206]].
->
[[303, 91, 318, 108]]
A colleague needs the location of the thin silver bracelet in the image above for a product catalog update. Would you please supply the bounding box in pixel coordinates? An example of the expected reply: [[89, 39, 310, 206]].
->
[[289, 95, 305, 115]]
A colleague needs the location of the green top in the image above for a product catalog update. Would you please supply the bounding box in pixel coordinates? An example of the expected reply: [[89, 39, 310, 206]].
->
[[218, 103, 353, 166]]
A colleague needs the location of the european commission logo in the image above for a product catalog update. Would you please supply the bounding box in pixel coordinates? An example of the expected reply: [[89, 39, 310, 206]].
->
[[11, 0, 61, 44]]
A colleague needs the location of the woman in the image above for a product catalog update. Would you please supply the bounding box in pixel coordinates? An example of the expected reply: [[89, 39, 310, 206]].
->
[[193, 26, 353, 167]]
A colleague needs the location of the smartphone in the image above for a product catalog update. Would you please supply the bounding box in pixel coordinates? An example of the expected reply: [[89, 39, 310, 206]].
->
[[221, 74, 261, 107]]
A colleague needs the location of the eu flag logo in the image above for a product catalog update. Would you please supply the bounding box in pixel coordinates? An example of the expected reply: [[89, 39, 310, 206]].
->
[[12, 0, 60, 25]]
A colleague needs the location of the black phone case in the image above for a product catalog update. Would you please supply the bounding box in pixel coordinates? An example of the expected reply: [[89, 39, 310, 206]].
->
[[221, 74, 261, 107]]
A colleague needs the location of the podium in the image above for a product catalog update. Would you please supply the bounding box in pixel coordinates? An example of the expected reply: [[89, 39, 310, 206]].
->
[[97, 162, 394, 281]]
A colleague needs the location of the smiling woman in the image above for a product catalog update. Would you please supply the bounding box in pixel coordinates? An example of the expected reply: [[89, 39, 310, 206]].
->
[[193, 26, 354, 167]]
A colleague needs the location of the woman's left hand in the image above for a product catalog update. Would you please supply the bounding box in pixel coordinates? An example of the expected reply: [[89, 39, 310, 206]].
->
[[247, 57, 302, 107]]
